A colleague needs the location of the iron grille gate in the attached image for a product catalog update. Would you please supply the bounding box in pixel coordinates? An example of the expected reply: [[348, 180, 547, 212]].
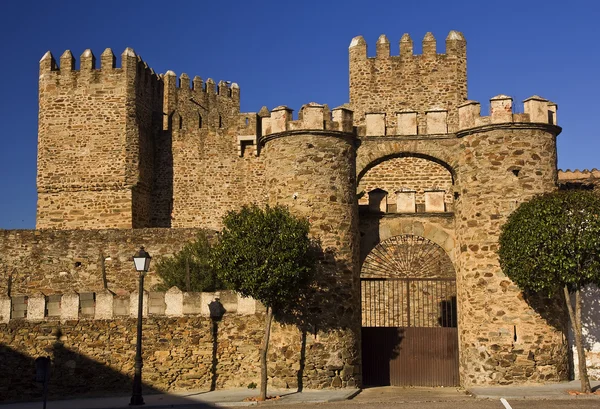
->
[[361, 277, 459, 387]]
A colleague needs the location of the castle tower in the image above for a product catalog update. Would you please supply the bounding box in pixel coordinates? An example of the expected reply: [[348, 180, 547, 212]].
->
[[454, 95, 567, 385], [36, 48, 163, 229], [349, 31, 467, 133], [260, 103, 361, 388]]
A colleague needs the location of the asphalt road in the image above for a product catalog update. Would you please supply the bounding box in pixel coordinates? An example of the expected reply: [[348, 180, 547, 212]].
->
[[268, 402, 600, 409]]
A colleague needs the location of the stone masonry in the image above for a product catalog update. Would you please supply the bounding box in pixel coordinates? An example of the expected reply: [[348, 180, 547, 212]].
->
[[1, 29, 599, 402]]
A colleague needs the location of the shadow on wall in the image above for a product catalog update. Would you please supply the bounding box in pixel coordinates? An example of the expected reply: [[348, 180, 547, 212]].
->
[[568, 285, 600, 379], [580, 285, 600, 350], [274, 244, 363, 390], [0, 329, 215, 407]]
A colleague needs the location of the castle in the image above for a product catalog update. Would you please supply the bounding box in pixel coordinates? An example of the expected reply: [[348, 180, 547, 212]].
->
[[1, 30, 599, 400]]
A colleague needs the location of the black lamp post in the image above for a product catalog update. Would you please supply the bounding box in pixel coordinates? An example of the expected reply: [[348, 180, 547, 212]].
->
[[130, 246, 151, 406]]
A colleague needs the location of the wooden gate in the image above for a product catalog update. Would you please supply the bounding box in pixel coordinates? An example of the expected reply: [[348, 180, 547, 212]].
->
[[360, 235, 459, 386]]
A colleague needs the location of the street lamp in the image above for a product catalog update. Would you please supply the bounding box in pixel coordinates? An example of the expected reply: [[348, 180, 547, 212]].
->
[[130, 246, 151, 406]]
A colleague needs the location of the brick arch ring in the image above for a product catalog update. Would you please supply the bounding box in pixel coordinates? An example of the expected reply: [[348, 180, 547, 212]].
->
[[371, 218, 456, 265]]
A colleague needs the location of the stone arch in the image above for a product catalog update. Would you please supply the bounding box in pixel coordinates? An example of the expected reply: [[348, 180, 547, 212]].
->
[[360, 217, 457, 267], [358, 152, 456, 184], [356, 138, 460, 182]]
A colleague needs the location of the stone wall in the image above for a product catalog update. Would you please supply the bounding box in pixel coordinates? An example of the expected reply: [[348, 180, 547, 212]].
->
[[0, 287, 356, 403], [348, 31, 467, 132], [260, 104, 361, 388], [0, 228, 202, 296], [36, 48, 162, 229], [165, 72, 266, 229], [454, 97, 568, 386], [357, 156, 453, 209]]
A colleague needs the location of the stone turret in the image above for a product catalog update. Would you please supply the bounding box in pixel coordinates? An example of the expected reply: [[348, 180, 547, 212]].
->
[[348, 31, 467, 132], [454, 95, 567, 385], [260, 103, 361, 388]]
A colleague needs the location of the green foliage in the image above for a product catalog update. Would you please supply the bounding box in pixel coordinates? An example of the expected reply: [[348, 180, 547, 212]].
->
[[155, 230, 224, 292], [247, 382, 257, 389], [499, 190, 600, 295], [210, 204, 316, 311]]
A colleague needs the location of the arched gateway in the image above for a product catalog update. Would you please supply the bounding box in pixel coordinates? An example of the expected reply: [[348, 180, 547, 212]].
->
[[361, 234, 459, 386]]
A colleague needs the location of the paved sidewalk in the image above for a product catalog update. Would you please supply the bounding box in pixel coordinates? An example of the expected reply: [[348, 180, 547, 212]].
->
[[0, 388, 359, 409], [468, 380, 600, 400]]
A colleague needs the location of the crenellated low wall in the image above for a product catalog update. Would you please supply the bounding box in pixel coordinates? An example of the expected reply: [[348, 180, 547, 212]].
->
[[0, 288, 262, 323]]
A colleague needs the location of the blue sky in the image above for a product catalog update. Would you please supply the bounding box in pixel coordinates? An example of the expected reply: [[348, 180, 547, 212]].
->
[[0, 0, 598, 229]]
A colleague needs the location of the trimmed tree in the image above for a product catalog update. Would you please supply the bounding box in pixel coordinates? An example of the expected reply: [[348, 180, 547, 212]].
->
[[210, 204, 316, 400], [498, 190, 600, 392], [155, 230, 223, 292]]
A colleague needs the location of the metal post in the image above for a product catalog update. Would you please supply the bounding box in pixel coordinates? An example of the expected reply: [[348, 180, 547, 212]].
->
[[130, 272, 145, 406]]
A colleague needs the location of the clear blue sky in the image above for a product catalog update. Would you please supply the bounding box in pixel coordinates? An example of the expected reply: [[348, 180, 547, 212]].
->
[[0, 0, 598, 229]]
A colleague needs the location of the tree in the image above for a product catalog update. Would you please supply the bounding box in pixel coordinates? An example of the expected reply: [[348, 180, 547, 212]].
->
[[210, 204, 317, 400], [498, 190, 600, 392], [155, 230, 223, 292]]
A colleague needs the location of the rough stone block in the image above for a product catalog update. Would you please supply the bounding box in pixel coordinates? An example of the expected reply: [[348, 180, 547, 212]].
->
[[396, 190, 416, 213], [426, 108, 448, 134], [300, 104, 325, 129], [201, 292, 215, 316], [332, 107, 354, 133], [61, 292, 80, 320], [0, 295, 10, 323], [490, 95, 513, 123], [365, 113, 386, 136], [237, 294, 256, 315], [523, 96, 549, 123], [458, 101, 480, 130], [396, 111, 417, 135], [424, 190, 445, 212], [165, 286, 184, 317], [183, 292, 203, 315], [95, 290, 114, 319], [27, 293, 46, 321], [130, 290, 148, 317]]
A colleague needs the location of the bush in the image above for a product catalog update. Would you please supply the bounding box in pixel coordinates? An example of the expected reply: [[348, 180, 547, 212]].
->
[[155, 230, 224, 292]]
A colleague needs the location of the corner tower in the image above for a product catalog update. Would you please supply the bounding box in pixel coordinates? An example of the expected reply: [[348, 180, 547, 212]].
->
[[454, 95, 567, 385], [260, 103, 361, 388], [349, 31, 467, 133], [36, 48, 163, 229]]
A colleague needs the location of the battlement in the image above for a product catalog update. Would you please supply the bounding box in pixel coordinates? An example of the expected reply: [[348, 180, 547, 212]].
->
[[558, 169, 600, 179], [40, 48, 161, 88], [0, 288, 262, 323], [349, 30, 466, 59], [163, 71, 239, 99], [458, 95, 558, 131], [358, 107, 451, 136], [348, 31, 467, 131], [260, 102, 354, 136]]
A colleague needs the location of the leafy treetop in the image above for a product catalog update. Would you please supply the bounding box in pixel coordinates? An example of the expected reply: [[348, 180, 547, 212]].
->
[[211, 204, 316, 312], [498, 190, 600, 295]]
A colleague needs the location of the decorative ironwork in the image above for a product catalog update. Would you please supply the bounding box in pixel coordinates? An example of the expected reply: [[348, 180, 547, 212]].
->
[[361, 234, 454, 279]]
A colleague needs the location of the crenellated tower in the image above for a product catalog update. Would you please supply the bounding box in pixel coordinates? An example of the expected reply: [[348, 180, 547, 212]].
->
[[349, 31, 467, 133], [454, 95, 567, 385], [260, 103, 361, 388], [37, 48, 163, 229]]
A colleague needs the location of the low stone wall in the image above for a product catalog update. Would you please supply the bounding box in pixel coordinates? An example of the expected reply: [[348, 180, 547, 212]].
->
[[0, 295, 357, 403], [0, 288, 261, 323]]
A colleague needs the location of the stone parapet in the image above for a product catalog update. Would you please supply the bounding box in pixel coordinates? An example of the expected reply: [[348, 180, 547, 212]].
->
[[0, 288, 261, 323], [260, 103, 354, 136], [358, 108, 451, 136], [40, 48, 162, 94], [458, 95, 559, 131]]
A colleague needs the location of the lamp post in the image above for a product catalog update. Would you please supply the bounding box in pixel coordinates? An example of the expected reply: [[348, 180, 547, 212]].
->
[[130, 247, 151, 406]]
